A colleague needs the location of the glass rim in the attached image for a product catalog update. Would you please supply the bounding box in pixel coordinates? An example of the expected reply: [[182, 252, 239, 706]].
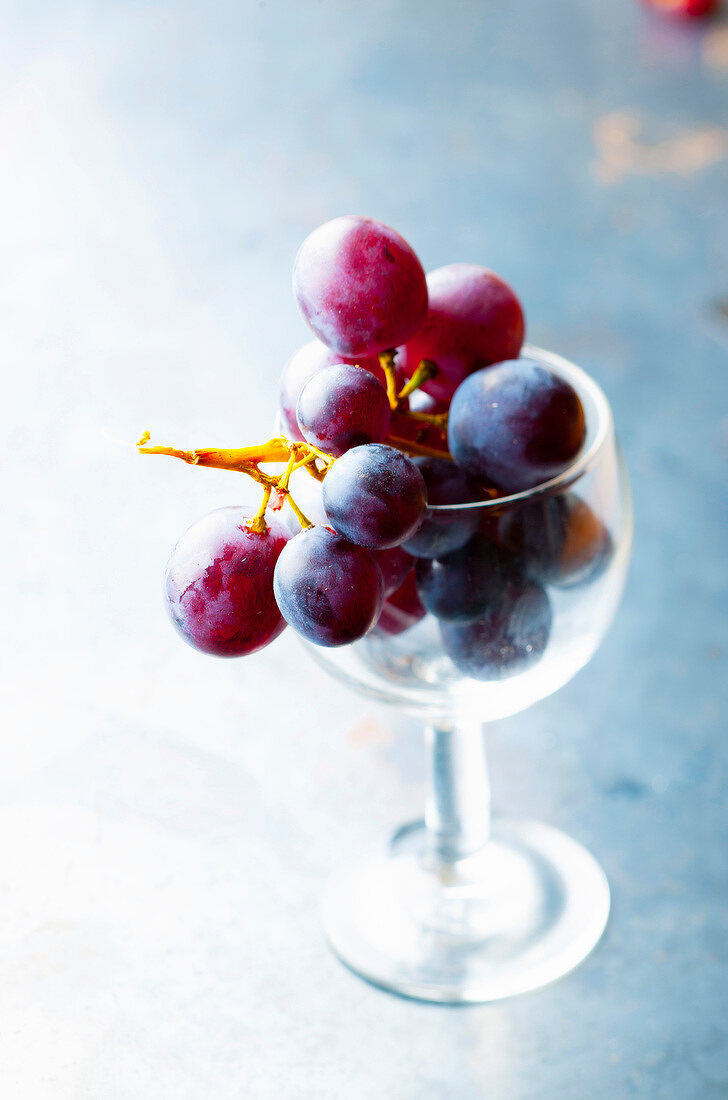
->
[[427, 343, 613, 513]]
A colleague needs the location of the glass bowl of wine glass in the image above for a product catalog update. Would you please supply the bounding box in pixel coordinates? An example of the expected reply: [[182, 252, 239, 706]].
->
[[306, 344, 633, 1004]]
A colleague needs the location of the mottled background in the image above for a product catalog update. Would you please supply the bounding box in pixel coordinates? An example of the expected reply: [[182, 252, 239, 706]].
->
[[1, 1, 727, 1097]]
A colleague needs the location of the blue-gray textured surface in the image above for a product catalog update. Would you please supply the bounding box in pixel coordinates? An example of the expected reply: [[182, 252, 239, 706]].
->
[[1, 1, 727, 1097]]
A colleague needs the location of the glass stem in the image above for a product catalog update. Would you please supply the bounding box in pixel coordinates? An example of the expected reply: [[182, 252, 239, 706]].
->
[[424, 721, 491, 863]]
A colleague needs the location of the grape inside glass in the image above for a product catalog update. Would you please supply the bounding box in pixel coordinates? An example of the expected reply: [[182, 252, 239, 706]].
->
[[308, 346, 633, 1004]]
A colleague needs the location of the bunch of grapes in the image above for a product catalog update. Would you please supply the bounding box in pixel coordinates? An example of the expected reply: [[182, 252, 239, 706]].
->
[[141, 215, 612, 681]]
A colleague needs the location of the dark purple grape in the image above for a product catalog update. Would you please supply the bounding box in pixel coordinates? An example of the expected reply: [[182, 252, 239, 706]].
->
[[164, 508, 290, 657], [448, 359, 586, 493], [279, 340, 385, 442], [415, 534, 522, 622], [440, 579, 551, 680], [372, 571, 426, 636], [498, 492, 613, 588], [273, 525, 384, 646], [402, 456, 482, 558], [293, 216, 428, 357], [374, 545, 416, 596], [399, 264, 525, 403], [322, 444, 427, 550], [296, 364, 391, 456]]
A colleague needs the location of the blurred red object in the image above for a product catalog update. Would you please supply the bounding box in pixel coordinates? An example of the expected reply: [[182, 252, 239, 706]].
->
[[642, 0, 719, 18]]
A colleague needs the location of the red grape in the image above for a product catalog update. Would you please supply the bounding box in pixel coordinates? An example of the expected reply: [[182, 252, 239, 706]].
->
[[273, 525, 384, 646], [297, 364, 391, 456], [373, 571, 426, 636], [322, 444, 427, 550], [164, 508, 290, 657], [399, 264, 525, 403], [293, 216, 428, 357], [448, 359, 585, 493], [279, 340, 384, 442]]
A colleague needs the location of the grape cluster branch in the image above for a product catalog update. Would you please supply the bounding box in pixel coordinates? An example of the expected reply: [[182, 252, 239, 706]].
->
[[137, 352, 451, 529], [137, 431, 335, 531]]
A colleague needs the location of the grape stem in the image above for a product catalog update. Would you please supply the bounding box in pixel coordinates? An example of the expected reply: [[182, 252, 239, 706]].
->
[[386, 434, 452, 460], [136, 432, 330, 530], [248, 485, 272, 533], [378, 349, 400, 411], [397, 358, 439, 401], [404, 409, 449, 427], [376, 351, 450, 444], [137, 347, 454, 526]]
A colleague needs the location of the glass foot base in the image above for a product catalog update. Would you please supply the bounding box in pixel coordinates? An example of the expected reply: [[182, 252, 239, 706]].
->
[[322, 818, 609, 1003]]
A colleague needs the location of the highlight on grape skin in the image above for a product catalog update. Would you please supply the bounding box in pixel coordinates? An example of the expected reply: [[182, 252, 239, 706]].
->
[[293, 215, 428, 357], [164, 507, 291, 657], [273, 526, 384, 647]]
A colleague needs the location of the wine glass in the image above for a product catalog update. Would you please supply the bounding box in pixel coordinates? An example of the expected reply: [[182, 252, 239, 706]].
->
[[307, 345, 633, 1004]]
